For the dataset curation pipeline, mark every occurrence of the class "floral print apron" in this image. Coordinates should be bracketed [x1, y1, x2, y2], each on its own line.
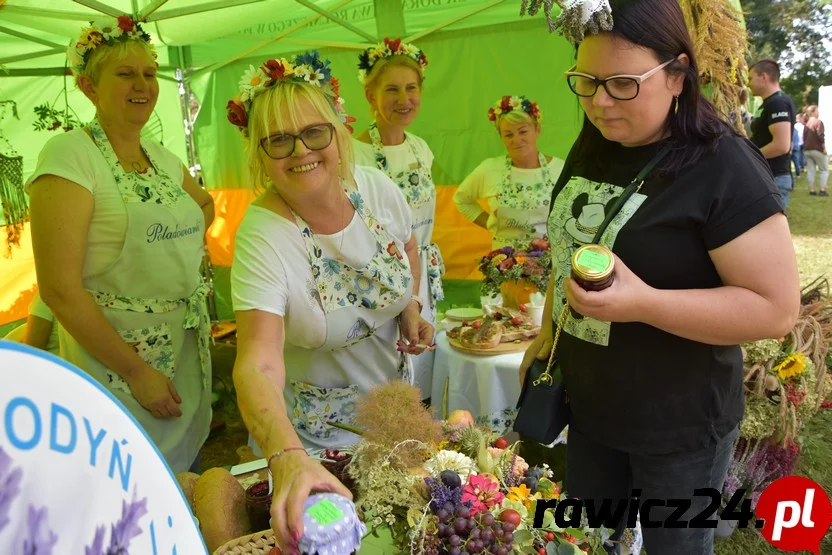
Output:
[493, 152, 554, 247]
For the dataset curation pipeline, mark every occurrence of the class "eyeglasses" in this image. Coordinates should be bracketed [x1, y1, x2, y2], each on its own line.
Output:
[564, 58, 676, 101]
[259, 123, 335, 160]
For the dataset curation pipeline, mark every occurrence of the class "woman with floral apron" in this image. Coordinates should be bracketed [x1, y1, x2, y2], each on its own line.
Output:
[227, 52, 434, 552]
[27, 20, 214, 474]
[354, 38, 443, 400]
[455, 96, 564, 250]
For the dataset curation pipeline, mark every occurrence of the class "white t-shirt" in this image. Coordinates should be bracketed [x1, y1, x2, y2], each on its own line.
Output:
[231, 165, 412, 352]
[25, 129, 184, 278]
[454, 154, 564, 236]
[795, 122, 805, 147]
[352, 134, 435, 176]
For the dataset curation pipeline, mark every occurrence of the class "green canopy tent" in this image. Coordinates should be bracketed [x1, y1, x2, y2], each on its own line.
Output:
[0, 0, 583, 329]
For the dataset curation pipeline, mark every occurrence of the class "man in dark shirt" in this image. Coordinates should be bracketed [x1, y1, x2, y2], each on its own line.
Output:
[749, 59, 797, 206]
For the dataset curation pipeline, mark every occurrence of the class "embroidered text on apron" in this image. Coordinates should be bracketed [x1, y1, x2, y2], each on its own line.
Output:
[493, 152, 554, 248]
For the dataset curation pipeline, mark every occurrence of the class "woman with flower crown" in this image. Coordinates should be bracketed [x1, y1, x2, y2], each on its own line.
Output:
[352, 38, 443, 402]
[454, 96, 565, 250]
[26, 16, 215, 473]
[227, 51, 435, 550]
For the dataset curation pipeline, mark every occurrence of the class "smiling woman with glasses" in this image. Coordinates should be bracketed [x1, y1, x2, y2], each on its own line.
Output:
[519, 1, 799, 554]
[226, 52, 435, 553]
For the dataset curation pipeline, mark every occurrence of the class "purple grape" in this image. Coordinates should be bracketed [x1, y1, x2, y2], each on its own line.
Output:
[454, 518, 468, 534]
[494, 528, 504, 539]
[469, 528, 481, 540]
[481, 529, 494, 544]
[496, 548, 508, 555]
[467, 517, 477, 531]
[481, 513, 495, 527]
[449, 535, 462, 547]
[441, 469, 462, 489]
[438, 523, 449, 537]
[503, 532, 513, 543]
[437, 508, 450, 522]
[455, 506, 470, 518]
[449, 548, 461, 555]
[502, 522, 515, 534]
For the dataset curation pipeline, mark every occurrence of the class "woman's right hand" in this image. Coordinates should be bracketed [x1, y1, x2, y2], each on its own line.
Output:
[519, 330, 553, 387]
[126, 365, 182, 419]
[269, 451, 353, 554]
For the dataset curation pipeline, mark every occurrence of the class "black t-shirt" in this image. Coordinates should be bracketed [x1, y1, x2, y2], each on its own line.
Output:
[547, 134, 783, 455]
[750, 91, 796, 176]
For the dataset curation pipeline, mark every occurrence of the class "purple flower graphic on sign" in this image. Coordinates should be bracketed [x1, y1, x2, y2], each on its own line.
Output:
[0, 447, 23, 534]
[23, 505, 58, 554]
[85, 492, 148, 555]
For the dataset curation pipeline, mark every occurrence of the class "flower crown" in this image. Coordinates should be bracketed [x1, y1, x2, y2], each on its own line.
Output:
[357, 37, 427, 85]
[487, 96, 542, 123]
[67, 16, 155, 74]
[226, 51, 355, 137]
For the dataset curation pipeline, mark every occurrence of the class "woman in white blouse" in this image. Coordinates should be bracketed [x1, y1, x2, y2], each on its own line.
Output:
[227, 52, 434, 553]
[454, 96, 564, 249]
[352, 38, 442, 401]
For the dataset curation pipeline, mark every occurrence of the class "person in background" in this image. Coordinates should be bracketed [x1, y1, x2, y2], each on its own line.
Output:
[803, 105, 828, 196]
[454, 96, 564, 249]
[748, 59, 796, 206]
[791, 116, 803, 178]
[227, 52, 434, 554]
[27, 16, 214, 474]
[352, 38, 442, 402]
[24, 291, 60, 356]
[520, 0, 799, 553]
[794, 112, 806, 174]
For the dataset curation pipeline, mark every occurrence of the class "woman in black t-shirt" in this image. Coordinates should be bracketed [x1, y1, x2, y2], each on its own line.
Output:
[518, 1, 799, 554]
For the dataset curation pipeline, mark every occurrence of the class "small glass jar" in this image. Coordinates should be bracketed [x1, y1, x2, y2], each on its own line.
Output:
[245, 480, 272, 533]
[571, 244, 615, 291]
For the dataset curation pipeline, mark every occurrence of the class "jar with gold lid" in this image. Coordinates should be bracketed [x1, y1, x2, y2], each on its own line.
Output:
[571, 244, 615, 291]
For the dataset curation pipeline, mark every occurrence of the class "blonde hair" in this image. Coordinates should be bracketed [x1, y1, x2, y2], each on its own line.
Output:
[75, 40, 156, 87]
[496, 110, 539, 133]
[246, 81, 355, 194]
[363, 56, 424, 115]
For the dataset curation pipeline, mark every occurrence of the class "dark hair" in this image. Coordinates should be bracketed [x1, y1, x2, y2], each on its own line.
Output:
[572, 0, 736, 175]
[750, 59, 780, 82]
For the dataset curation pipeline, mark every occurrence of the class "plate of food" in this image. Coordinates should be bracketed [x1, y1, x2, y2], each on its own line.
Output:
[446, 307, 540, 355]
[445, 307, 484, 321]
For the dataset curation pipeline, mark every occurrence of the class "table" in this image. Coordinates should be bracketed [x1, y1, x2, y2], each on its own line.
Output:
[430, 331, 524, 435]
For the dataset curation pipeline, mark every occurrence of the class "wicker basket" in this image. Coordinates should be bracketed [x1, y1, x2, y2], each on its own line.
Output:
[213, 528, 276, 554]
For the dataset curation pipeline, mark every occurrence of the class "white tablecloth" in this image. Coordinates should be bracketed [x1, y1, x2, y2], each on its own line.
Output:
[430, 331, 524, 434]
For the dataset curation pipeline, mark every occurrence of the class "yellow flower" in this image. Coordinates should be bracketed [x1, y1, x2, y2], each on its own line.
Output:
[436, 440, 449, 451]
[79, 28, 104, 48]
[507, 484, 533, 509]
[774, 352, 807, 381]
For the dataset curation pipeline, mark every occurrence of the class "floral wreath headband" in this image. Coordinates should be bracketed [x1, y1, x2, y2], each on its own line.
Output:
[520, 0, 614, 44]
[226, 51, 355, 137]
[357, 37, 428, 85]
[67, 16, 156, 74]
[488, 96, 542, 124]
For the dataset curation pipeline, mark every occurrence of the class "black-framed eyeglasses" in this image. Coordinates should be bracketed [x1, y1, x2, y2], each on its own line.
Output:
[259, 123, 335, 160]
[564, 58, 676, 101]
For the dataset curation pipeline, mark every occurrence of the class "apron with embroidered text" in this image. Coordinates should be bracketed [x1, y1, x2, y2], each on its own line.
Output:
[369, 123, 442, 397]
[57, 118, 212, 473]
[283, 188, 414, 450]
[492, 152, 554, 249]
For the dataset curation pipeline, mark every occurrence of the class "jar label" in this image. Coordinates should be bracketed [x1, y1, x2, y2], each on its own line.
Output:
[308, 498, 345, 526]
[576, 249, 610, 273]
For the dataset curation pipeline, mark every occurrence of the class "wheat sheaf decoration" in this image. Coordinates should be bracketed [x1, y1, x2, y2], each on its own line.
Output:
[678, 0, 749, 134]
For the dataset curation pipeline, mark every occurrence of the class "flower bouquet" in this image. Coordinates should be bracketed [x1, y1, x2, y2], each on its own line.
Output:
[330, 382, 618, 554]
[478, 238, 551, 305]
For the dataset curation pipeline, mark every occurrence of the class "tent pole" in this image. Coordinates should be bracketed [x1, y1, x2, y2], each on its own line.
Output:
[0, 48, 65, 66]
[186, 0, 355, 80]
[146, 0, 268, 22]
[405, 0, 506, 43]
[131, 0, 139, 18]
[0, 5, 93, 21]
[0, 26, 65, 49]
[374, 0, 405, 40]
[71, 0, 124, 18]
[294, 0, 375, 42]
[138, 0, 170, 21]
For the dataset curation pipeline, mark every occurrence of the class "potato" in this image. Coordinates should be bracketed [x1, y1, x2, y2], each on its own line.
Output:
[194, 468, 252, 552]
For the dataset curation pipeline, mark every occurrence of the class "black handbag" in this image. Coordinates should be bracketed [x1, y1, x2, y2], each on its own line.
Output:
[513, 145, 671, 444]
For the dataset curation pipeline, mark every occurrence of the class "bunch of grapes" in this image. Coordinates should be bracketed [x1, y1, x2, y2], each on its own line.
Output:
[433, 504, 515, 555]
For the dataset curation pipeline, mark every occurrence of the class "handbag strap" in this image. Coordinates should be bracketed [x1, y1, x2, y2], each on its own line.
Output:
[532, 145, 670, 387]
[591, 144, 670, 244]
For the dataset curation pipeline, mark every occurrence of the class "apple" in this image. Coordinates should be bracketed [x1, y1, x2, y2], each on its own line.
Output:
[500, 509, 522, 528]
[447, 409, 475, 427]
[494, 436, 509, 449]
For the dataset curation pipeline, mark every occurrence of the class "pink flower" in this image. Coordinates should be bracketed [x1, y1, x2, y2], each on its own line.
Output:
[461, 474, 504, 514]
[512, 454, 529, 478]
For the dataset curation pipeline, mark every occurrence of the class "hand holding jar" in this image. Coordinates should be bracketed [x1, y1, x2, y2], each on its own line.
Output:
[564, 249, 654, 323]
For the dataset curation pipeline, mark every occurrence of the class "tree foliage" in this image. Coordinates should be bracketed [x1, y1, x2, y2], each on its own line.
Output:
[743, 0, 832, 107]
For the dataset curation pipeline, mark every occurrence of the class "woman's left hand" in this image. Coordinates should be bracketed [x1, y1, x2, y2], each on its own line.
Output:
[398, 302, 436, 355]
[564, 254, 654, 323]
